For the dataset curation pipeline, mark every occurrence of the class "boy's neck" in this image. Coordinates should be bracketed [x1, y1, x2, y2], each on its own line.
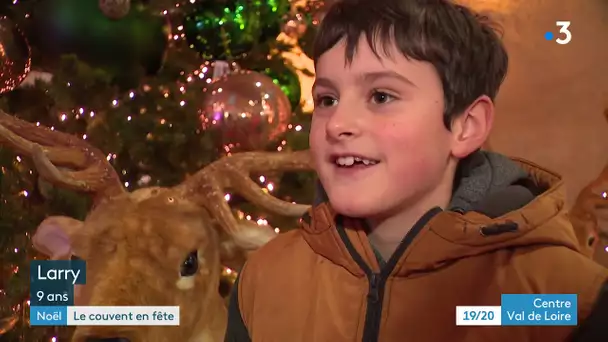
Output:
[366, 174, 455, 261]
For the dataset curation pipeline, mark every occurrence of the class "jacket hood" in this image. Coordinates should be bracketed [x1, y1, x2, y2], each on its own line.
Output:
[302, 151, 581, 276]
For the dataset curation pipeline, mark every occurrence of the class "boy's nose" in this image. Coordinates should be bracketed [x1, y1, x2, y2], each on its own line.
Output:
[325, 108, 362, 141]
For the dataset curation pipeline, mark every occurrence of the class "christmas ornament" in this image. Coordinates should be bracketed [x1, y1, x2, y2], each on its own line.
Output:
[283, 12, 307, 39]
[184, 0, 291, 59]
[0, 16, 31, 94]
[30, 0, 168, 75]
[200, 70, 292, 152]
[99, 0, 131, 19]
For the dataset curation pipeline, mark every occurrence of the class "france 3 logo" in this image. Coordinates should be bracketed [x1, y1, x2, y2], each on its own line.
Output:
[544, 21, 572, 45]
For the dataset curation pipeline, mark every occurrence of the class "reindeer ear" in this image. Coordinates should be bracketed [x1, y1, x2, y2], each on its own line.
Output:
[33, 216, 84, 260]
[218, 221, 276, 271]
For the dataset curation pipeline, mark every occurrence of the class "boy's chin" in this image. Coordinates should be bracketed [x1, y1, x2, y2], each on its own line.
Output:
[328, 196, 384, 219]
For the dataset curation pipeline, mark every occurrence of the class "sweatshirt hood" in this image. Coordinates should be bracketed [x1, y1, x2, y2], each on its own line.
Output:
[302, 151, 581, 276]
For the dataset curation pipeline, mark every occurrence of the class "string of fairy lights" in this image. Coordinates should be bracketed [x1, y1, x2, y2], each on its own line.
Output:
[1, 0, 313, 340]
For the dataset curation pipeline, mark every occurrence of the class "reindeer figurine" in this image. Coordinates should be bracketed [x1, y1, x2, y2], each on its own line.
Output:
[0, 111, 313, 342]
[568, 109, 608, 259]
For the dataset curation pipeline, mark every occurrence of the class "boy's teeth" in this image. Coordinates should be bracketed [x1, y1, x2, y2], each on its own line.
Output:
[336, 156, 355, 166]
[335, 156, 378, 166]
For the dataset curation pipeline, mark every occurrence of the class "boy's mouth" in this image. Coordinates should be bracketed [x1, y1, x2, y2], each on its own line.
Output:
[331, 154, 380, 168]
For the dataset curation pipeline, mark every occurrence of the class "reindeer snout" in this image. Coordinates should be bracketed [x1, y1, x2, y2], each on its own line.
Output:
[85, 338, 130, 342]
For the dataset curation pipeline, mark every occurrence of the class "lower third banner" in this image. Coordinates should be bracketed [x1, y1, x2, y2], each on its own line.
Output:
[30, 306, 180, 326]
[456, 294, 577, 326]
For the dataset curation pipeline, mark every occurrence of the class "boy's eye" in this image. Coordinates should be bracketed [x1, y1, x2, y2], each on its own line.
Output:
[314, 96, 338, 108]
[370, 91, 395, 105]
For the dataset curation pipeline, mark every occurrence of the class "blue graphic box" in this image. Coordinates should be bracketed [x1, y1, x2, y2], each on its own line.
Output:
[29, 306, 68, 326]
[30, 260, 86, 306]
[501, 294, 577, 326]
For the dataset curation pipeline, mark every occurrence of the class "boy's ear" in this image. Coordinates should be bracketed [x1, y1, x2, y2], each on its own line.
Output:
[33, 216, 84, 260]
[218, 221, 277, 271]
[449, 95, 495, 158]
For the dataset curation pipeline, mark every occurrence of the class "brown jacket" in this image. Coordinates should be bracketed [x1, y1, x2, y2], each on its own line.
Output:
[225, 154, 608, 342]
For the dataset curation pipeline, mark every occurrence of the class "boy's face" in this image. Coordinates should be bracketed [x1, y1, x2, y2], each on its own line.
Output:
[310, 36, 455, 220]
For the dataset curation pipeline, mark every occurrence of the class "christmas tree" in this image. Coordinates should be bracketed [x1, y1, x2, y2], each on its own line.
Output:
[0, 0, 328, 339]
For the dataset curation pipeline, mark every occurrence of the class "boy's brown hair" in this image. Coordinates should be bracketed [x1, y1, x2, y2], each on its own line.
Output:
[313, 0, 509, 128]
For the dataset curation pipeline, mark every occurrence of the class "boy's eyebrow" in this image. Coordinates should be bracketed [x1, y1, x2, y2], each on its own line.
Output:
[356, 71, 418, 88]
[312, 71, 418, 93]
[312, 77, 337, 94]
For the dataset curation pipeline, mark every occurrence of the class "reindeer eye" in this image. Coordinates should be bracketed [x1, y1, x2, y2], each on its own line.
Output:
[180, 251, 198, 277]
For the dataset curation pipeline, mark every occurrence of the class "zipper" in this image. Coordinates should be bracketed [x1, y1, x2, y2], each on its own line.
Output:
[364, 272, 382, 342]
[336, 207, 442, 342]
[368, 273, 380, 303]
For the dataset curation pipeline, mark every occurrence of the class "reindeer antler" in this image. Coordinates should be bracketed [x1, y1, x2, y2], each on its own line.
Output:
[0, 110, 125, 202]
[0, 110, 313, 235]
[175, 150, 313, 235]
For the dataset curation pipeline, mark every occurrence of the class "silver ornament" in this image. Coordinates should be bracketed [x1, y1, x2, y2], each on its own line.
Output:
[99, 0, 131, 20]
[199, 70, 292, 152]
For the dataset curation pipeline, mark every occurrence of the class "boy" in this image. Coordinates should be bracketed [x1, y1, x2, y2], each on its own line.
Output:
[225, 0, 608, 341]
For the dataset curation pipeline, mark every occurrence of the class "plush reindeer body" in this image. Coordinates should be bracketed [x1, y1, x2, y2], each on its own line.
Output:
[567, 110, 608, 259]
[0, 111, 313, 342]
